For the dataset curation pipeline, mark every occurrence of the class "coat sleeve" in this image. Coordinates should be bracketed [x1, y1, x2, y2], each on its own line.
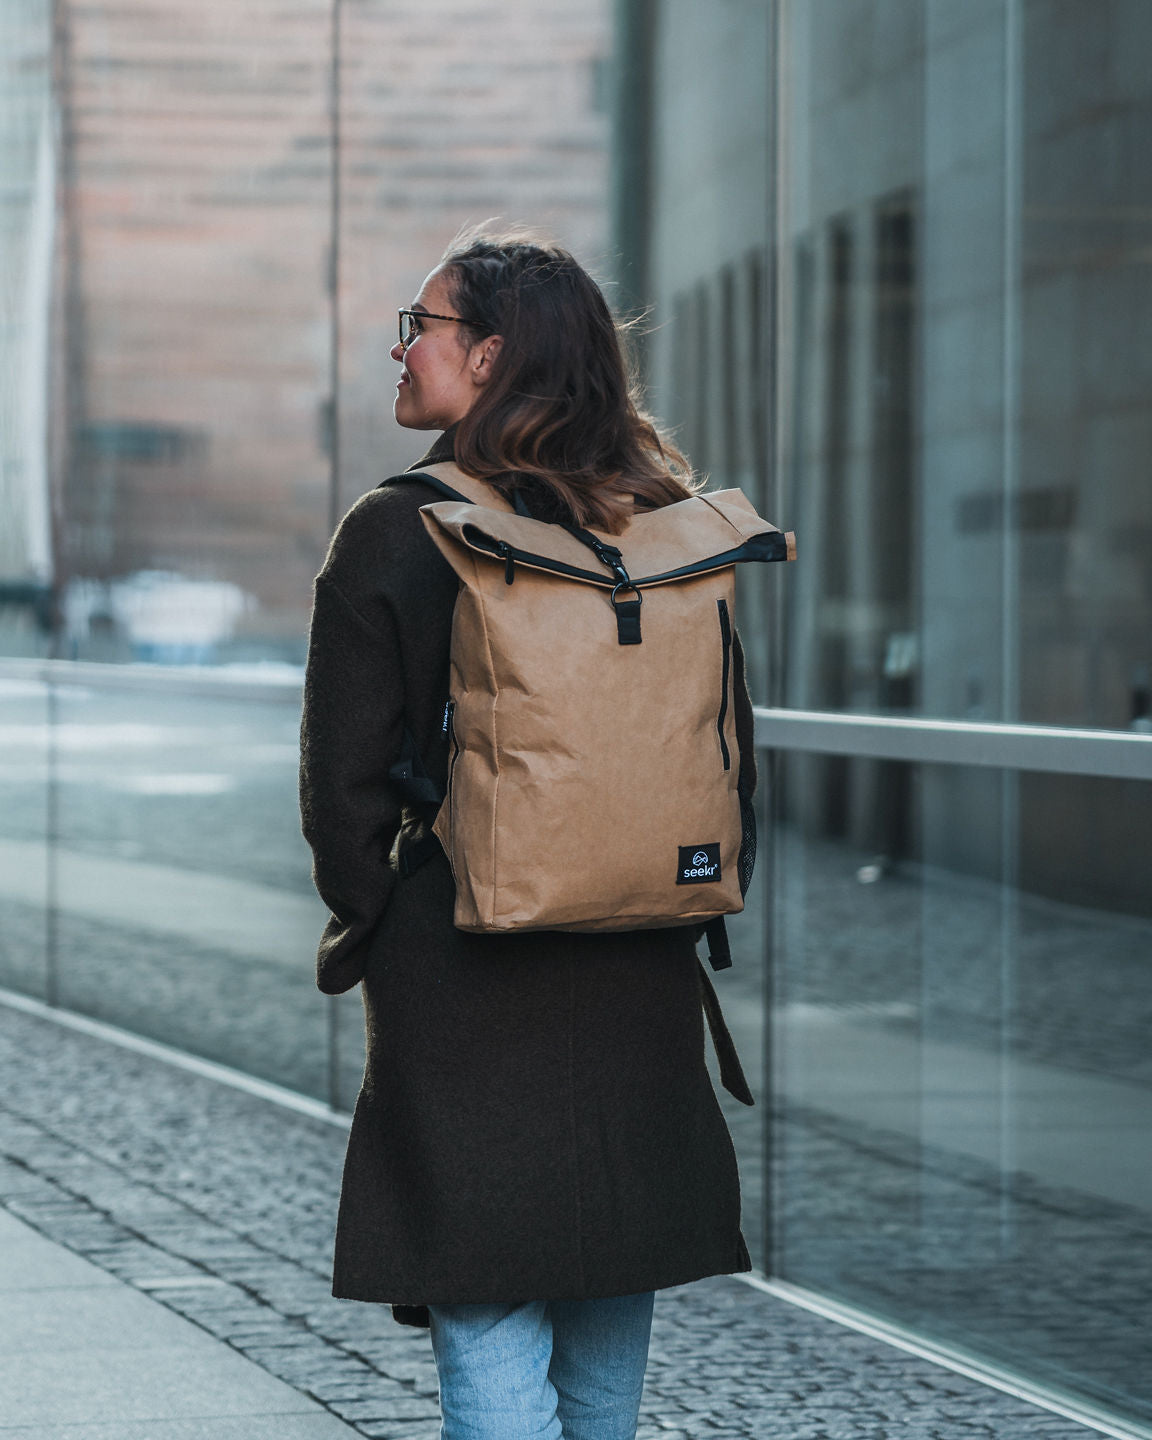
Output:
[299, 519, 406, 996]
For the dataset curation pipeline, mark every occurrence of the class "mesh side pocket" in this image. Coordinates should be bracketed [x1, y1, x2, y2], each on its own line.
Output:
[737, 781, 757, 897]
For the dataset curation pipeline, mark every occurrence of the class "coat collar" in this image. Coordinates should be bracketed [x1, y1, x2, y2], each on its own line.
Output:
[408, 426, 457, 470]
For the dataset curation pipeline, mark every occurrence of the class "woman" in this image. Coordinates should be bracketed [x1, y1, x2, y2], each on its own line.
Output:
[300, 228, 756, 1440]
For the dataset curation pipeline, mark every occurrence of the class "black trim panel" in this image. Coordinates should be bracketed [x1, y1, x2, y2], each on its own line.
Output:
[457, 526, 790, 589]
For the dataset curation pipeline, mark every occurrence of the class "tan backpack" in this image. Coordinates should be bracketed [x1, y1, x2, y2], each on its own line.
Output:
[393, 462, 795, 970]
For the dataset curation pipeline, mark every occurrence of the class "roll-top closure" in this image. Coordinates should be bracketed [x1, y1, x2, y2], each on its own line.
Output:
[420, 488, 795, 591]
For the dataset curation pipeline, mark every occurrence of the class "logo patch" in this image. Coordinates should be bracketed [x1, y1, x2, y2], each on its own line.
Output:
[677, 843, 722, 885]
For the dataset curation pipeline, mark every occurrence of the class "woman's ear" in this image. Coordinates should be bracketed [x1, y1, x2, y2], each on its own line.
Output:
[470, 334, 503, 387]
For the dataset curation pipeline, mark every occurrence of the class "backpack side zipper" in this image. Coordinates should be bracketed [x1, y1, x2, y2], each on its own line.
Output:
[445, 700, 460, 797]
[464, 526, 607, 585]
[716, 599, 732, 771]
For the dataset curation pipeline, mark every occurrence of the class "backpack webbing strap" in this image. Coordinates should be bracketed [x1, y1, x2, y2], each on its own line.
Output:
[398, 831, 442, 878]
[389, 726, 445, 878]
[560, 525, 645, 646]
[382, 471, 472, 503]
[387, 725, 443, 808]
[384, 470, 533, 516]
[698, 960, 754, 1106]
[703, 916, 732, 971]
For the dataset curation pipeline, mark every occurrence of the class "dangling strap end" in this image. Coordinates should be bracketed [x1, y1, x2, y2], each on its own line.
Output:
[704, 916, 732, 971]
[697, 958, 754, 1106]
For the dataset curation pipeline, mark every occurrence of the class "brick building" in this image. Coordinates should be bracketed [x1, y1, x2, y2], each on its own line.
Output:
[40, 0, 610, 659]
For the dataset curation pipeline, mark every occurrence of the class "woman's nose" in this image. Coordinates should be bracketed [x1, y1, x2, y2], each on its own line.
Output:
[389, 340, 405, 362]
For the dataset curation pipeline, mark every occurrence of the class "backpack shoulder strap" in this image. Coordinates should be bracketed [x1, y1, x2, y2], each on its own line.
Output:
[382, 461, 517, 513]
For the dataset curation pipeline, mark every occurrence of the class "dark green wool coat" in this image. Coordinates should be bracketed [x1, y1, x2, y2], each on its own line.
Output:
[299, 432, 755, 1326]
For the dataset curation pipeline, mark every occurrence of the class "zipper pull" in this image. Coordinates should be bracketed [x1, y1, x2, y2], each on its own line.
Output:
[496, 541, 516, 585]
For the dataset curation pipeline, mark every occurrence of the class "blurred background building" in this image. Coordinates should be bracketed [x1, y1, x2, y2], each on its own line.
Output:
[1, 1, 1151, 1435]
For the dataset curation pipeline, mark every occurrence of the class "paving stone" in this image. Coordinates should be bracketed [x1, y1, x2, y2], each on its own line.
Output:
[332, 1398, 441, 1422]
[354, 1426, 439, 1440]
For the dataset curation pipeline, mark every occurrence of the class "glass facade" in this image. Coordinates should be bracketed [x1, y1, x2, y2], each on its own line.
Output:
[622, 0, 1152, 1428]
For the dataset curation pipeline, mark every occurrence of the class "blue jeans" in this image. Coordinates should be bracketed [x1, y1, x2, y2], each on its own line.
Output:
[427, 1292, 655, 1440]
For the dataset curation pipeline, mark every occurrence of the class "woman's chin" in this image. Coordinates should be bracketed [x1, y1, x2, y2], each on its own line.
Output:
[394, 396, 444, 432]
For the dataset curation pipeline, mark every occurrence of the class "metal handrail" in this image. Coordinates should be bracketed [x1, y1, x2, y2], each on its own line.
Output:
[755, 707, 1152, 781]
[0, 656, 303, 702]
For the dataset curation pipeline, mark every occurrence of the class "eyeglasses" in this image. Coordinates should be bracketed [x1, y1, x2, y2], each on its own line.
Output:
[397, 308, 473, 351]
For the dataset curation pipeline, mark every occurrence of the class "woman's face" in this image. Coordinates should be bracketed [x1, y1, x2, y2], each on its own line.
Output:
[390, 268, 499, 431]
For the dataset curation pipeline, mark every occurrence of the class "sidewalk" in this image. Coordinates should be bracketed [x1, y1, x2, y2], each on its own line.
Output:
[0, 995, 1100, 1440]
[0, 1208, 356, 1437]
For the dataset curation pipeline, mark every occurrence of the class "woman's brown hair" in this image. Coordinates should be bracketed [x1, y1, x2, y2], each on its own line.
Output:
[440, 227, 699, 534]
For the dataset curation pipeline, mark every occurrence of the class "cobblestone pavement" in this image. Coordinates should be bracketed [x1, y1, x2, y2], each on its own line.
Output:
[0, 1000, 1099, 1440]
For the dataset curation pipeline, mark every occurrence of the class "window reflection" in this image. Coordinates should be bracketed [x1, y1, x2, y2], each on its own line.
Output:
[0, 0, 616, 1108]
[50, 0, 335, 665]
[776, 0, 1152, 731]
[774, 754, 1152, 1419]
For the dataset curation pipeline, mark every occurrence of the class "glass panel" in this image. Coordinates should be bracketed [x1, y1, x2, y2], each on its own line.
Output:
[778, 1, 1004, 721]
[0, 671, 51, 999]
[773, 752, 1152, 1425]
[1016, 0, 1152, 729]
[51, 676, 331, 1097]
[634, 0, 774, 702]
[54, 2, 334, 664]
[0, 2, 54, 661]
[630, 0, 775, 1231]
[776, 0, 1152, 727]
